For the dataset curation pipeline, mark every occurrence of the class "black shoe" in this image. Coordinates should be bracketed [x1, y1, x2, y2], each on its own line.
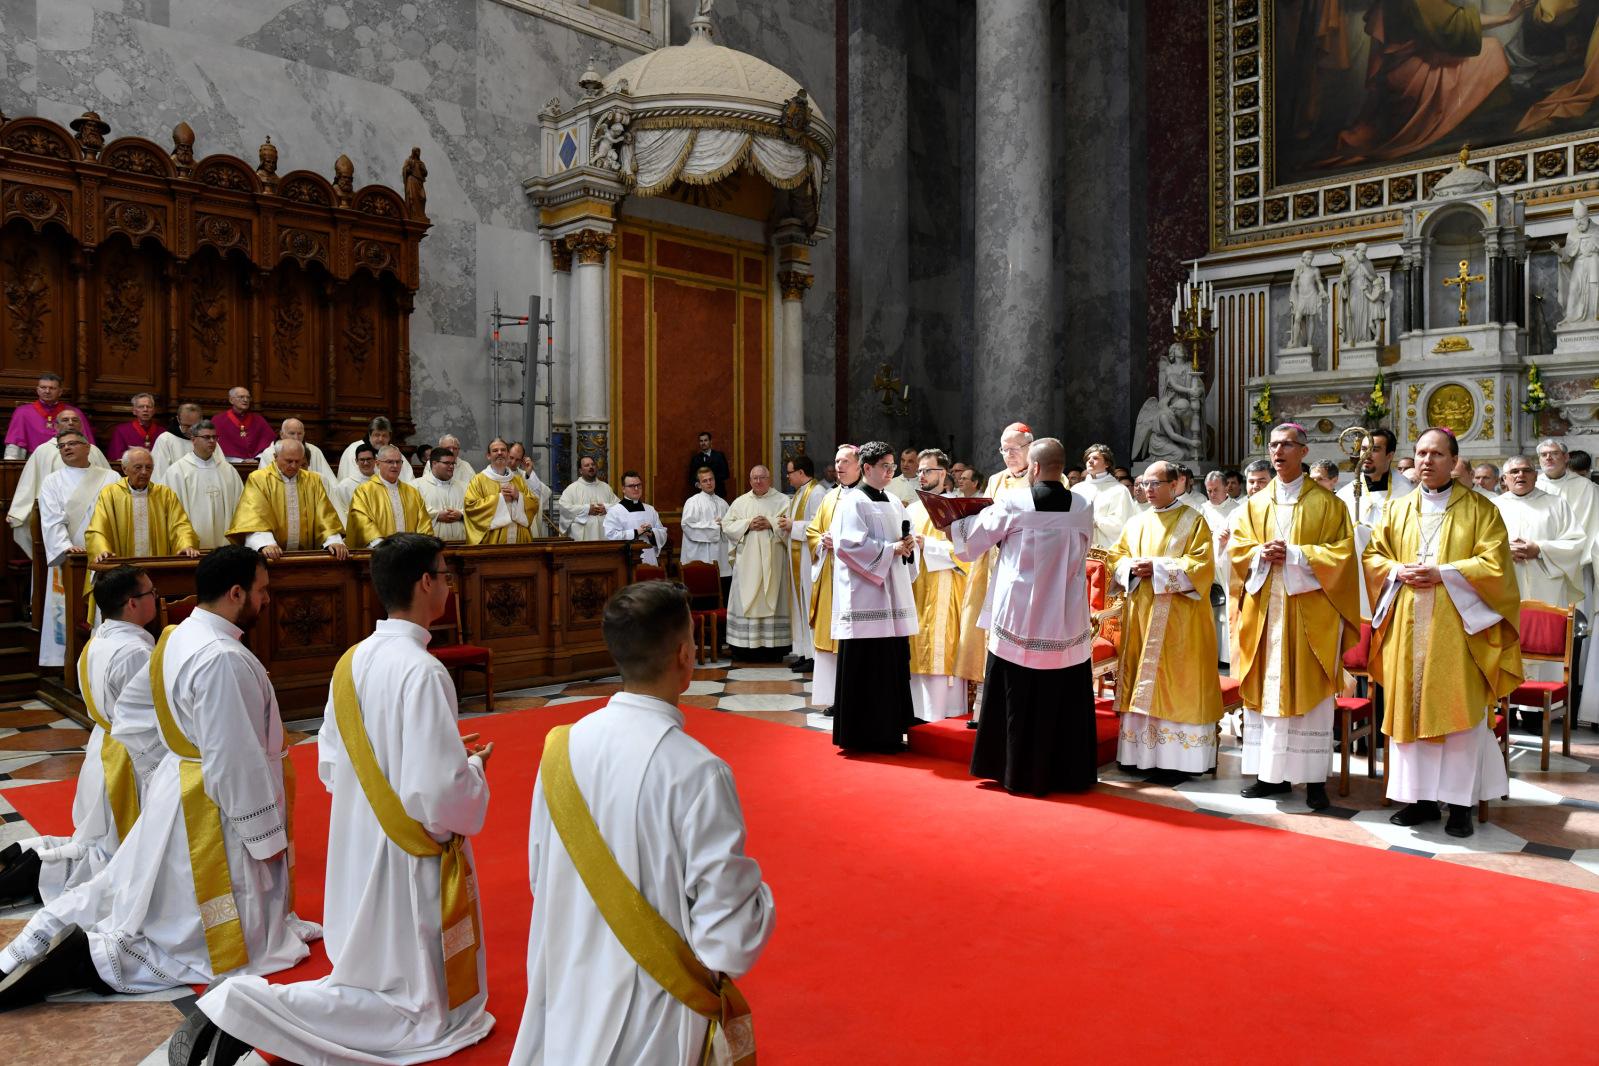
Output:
[822, 707, 835, 718]
[1389, 800, 1441, 827]
[1445, 804, 1475, 838]
[791, 658, 813, 673]
[1240, 779, 1292, 798]
[169, 1009, 219, 1066]
[0, 848, 42, 906]
[0, 842, 20, 871]
[1305, 783, 1330, 811]
[966, 719, 979, 730]
[0, 925, 110, 1012]
[1147, 769, 1193, 786]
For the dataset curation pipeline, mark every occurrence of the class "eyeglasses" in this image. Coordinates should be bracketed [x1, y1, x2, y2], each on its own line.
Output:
[1136, 478, 1172, 489]
[128, 588, 157, 601]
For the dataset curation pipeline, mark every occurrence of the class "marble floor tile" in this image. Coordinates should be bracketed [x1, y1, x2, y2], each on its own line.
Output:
[1347, 809, 1528, 856]
[1484, 803, 1599, 851]
[724, 668, 798, 682]
[721, 680, 806, 695]
[1231, 810, 1391, 849]
[683, 680, 725, 695]
[1438, 850, 1599, 892]
[9, 753, 84, 780]
[553, 681, 623, 697]
[0, 708, 68, 727]
[0, 728, 88, 750]
[717, 693, 808, 713]
[724, 710, 814, 727]
[679, 694, 724, 710]
[8, 1000, 184, 1064]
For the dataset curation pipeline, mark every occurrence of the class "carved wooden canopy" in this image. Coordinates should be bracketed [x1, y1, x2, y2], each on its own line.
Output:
[0, 108, 430, 444]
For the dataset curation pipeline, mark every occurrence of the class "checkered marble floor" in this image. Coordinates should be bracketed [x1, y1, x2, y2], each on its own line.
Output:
[3, 666, 1599, 1061]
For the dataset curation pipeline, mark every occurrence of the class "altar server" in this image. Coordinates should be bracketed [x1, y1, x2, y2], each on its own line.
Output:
[1230, 423, 1360, 811]
[150, 402, 203, 477]
[557, 456, 619, 541]
[1071, 443, 1138, 549]
[255, 418, 336, 483]
[906, 450, 969, 722]
[830, 442, 920, 753]
[175, 534, 493, 1066]
[156, 420, 243, 550]
[463, 438, 541, 545]
[511, 581, 774, 1066]
[1538, 437, 1599, 726]
[436, 435, 476, 482]
[1366, 429, 1522, 838]
[0, 547, 320, 1008]
[1337, 427, 1416, 619]
[37, 430, 119, 667]
[949, 438, 1096, 793]
[331, 443, 378, 523]
[779, 455, 825, 672]
[722, 466, 791, 658]
[681, 468, 730, 575]
[1107, 462, 1222, 780]
[6, 409, 109, 560]
[603, 470, 668, 566]
[4, 373, 92, 457]
[337, 416, 415, 484]
[418, 447, 468, 543]
[0, 567, 155, 905]
[804, 446, 860, 710]
[85, 448, 201, 563]
[346, 445, 435, 548]
[227, 440, 348, 560]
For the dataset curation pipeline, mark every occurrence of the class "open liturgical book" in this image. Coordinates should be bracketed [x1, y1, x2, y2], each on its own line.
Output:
[916, 489, 991, 529]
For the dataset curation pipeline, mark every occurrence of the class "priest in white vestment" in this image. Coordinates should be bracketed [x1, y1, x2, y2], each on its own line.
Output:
[37, 430, 119, 667]
[337, 416, 415, 484]
[0, 567, 155, 906]
[255, 417, 336, 483]
[149, 402, 202, 478]
[1537, 438, 1599, 725]
[6, 409, 108, 560]
[886, 447, 921, 506]
[182, 534, 492, 1066]
[778, 455, 825, 669]
[0, 547, 320, 1006]
[417, 447, 468, 543]
[680, 469, 730, 576]
[603, 470, 669, 566]
[1070, 444, 1138, 549]
[155, 420, 244, 550]
[511, 582, 773, 1066]
[436, 434, 476, 483]
[722, 467, 791, 656]
[331, 443, 378, 524]
[557, 456, 619, 541]
[1497, 456, 1587, 710]
[1336, 429, 1416, 621]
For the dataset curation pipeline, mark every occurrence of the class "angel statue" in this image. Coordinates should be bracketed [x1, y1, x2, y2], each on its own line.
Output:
[1132, 343, 1207, 462]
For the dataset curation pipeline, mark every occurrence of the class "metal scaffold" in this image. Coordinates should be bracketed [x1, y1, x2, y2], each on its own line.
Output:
[488, 291, 556, 485]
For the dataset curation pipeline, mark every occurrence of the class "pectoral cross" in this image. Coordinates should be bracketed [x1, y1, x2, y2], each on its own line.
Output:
[1441, 258, 1484, 327]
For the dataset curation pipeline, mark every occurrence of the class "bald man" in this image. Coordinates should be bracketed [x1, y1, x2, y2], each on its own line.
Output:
[556, 456, 618, 541]
[723, 465, 792, 660]
[227, 439, 347, 560]
[256, 418, 336, 483]
[84, 447, 200, 563]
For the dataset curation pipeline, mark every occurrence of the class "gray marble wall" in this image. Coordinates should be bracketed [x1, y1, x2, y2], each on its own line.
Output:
[0, 0, 837, 460]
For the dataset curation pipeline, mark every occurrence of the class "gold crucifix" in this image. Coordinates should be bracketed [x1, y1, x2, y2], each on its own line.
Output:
[1441, 258, 1485, 327]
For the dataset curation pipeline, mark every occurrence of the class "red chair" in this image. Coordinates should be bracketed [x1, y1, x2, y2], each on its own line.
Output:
[429, 587, 494, 714]
[680, 561, 726, 664]
[636, 564, 666, 583]
[1500, 599, 1577, 772]
[160, 595, 199, 627]
[1334, 695, 1376, 796]
[1087, 549, 1123, 695]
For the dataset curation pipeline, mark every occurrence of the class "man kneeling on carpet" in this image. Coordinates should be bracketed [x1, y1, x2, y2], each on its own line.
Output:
[510, 581, 775, 1065]
[171, 532, 495, 1065]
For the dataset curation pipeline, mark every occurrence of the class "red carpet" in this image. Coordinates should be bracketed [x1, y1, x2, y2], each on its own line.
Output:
[907, 697, 1121, 766]
[8, 703, 1599, 1063]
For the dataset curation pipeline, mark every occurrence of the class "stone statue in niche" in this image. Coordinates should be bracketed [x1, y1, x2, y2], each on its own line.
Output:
[402, 146, 428, 220]
[591, 110, 630, 170]
[1558, 200, 1599, 324]
[1337, 243, 1379, 343]
[1132, 343, 1206, 462]
[1368, 274, 1390, 343]
[1286, 250, 1326, 348]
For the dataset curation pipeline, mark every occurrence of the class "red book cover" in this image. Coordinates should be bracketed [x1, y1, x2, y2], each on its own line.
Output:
[916, 489, 991, 529]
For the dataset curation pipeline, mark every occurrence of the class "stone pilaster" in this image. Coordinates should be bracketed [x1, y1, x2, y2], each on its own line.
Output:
[548, 238, 574, 491]
[777, 222, 814, 463]
[564, 226, 616, 480]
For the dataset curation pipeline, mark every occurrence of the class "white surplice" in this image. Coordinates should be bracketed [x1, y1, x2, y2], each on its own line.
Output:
[510, 693, 774, 1066]
[338, 441, 415, 483]
[909, 500, 966, 721]
[1493, 488, 1585, 609]
[831, 487, 918, 640]
[1337, 472, 1417, 619]
[784, 480, 826, 658]
[156, 452, 243, 550]
[886, 473, 919, 506]
[15, 620, 153, 902]
[150, 429, 193, 479]
[198, 621, 492, 1065]
[557, 478, 619, 541]
[37, 464, 119, 666]
[1071, 472, 1138, 549]
[6, 440, 109, 559]
[680, 491, 730, 576]
[417, 471, 468, 543]
[722, 489, 791, 649]
[1539, 470, 1599, 723]
[0, 608, 320, 988]
[603, 501, 669, 566]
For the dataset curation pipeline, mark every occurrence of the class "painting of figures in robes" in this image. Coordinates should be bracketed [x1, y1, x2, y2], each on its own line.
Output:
[1274, 0, 1599, 184]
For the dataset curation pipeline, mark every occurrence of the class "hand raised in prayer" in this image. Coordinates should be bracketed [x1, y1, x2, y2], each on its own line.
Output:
[92, 550, 113, 564]
[588, 502, 607, 516]
[1397, 564, 1441, 588]
[1131, 559, 1154, 579]
[892, 535, 916, 558]
[1217, 530, 1231, 549]
[1261, 539, 1289, 565]
[260, 544, 284, 561]
[749, 515, 771, 532]
[177, 547, 200, 559]
[1510, 538, 1540, 561]
[326, 541, 349, 562]
[500, 483, 518, 501]
[821, 532, 834, 553]
[440, 508, 463, 522]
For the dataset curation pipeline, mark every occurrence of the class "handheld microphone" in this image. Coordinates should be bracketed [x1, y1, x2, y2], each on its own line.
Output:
[902, 519, 914, 566]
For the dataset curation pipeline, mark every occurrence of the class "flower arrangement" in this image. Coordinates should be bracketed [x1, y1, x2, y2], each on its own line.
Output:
[1362, 370, 1389, 426]
[1250, 385, 1273, 448]
[1522, 363, 1550, 435]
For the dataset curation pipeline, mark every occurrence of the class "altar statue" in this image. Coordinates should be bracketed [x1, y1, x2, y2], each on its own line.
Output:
[1133, 344, 1206, 462]
[1559, 201, 1599, 325]
[1287, 251, 1327, 348]
[1337, 243, 1379, 344]
[1367, 274, 1390, 344]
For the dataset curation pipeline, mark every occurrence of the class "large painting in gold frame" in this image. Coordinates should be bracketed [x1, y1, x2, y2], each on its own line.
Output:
[1212, 0, 1599, 250]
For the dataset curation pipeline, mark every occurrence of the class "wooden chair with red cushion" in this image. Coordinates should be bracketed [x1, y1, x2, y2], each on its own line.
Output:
[429, 586, 494, 714]
[160, 595, 199, 628]
[635, 563, 666, 583]
[680, 561, 726, 664]
[1334, 695, 1376, 797]
[1086, 549, 1123, 696]
[1499, 599, 1576, 772]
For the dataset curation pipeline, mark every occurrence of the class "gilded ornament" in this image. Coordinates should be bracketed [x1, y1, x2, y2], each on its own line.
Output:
[1478, 377, 1496, 439]
[1425, 384, 1476, 437]
[1431, 335, 1471, 353]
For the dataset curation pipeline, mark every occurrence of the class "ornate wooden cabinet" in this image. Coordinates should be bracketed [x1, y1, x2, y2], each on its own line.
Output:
[0, 109, 429, 445]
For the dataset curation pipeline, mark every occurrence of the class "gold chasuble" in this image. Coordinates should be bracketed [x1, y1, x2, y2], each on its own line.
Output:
[1364, 483, 1523, 744]
[1229, 479, 1359, 717]
[908, 500, 967, 677]
[805, 485, 847, 654]
[226, 468, 344, 548]
[345, 478, 435, 548]
[85, 480, 199, 558]
[462, 471, 540, 545]
[787, 478, 822, 607]
[1106, 505, 1222, 726]
[953, 471, 1030, 681]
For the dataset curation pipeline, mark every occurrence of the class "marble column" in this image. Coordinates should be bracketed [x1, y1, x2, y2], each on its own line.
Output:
[778, 268, 814, 466]
[548, 240, 573, 492]
[565, 227, 616, 482]
[974, 0, 1051, 452]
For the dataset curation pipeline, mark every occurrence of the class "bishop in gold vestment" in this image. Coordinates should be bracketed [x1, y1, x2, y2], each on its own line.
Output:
[1107, 466, 1222, 776]
[227, 442, 346, 558]
[85, 449, 200, 562]
[1229, 424, 1359, 808]
[1365, 432, 1521, 837]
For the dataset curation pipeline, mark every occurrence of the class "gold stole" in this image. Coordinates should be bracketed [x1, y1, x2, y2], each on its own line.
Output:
[541, 725, 755, 1066]
[150, 626, 251, 974]
[332, 647, 482, 1009]
[1123, 507, 1202, 717]
[77, 638, 140, 841]
[787, 480, 819, 609]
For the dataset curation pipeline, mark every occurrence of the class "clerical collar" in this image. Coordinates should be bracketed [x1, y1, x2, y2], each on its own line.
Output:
[1272, 473, 1305, 503]
[127, 484, 148, 496]
[375, 617, 430, 645]
[191, 453, 216, 467]
[621, 498, 645, 512]
[1363, 471, 1390, 492]
[1154, 499, 1184, 512]
[860, 483, 889, 502]
[483, 466, 514, 483]
[275, 469, 298, 483]
[1421, 483, 1453, 500]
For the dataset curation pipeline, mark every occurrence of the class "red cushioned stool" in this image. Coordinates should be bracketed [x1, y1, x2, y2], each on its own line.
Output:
[1334, 695, 1376, 797]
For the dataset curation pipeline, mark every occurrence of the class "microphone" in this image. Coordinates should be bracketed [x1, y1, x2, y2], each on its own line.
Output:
[902, 519, 914, 566]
